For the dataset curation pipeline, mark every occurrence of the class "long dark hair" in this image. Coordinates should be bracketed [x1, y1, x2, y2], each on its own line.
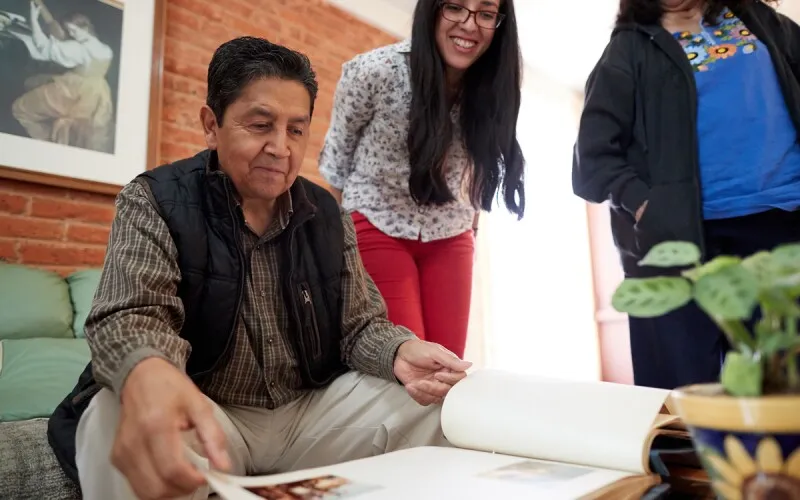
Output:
[617, 0, 778, 25]
[407, 0, 525, 219]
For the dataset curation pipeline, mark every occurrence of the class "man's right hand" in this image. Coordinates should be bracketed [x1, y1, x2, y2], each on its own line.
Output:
[111, 357, 231, 500]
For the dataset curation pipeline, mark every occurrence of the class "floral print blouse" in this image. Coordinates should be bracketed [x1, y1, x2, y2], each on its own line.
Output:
[673, 7, 759, 72]
[671, 7, 800, 220]
[318, 39, 477, 243]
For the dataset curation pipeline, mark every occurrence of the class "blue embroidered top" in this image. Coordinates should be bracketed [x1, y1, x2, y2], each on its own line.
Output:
[674, 8, 800, 220]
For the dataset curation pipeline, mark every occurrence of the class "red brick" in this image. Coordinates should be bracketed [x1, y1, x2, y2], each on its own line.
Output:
[166, 38, 213, 67]
[163, 102, 201, 130]
[0, 178, 68, 198]
[19, 242, 107, 266]
[166, 20, 203, 49]
[161, 142, 199, 164]
[163, 55, 207, 84]
[273, 8, 311, 29]
[30, 198, 116, 225]
[170, 0, 223, 22]
[202, 23, 237, 48]
[68, 190, 117, 204]
[0, 239, 17, 261]
[245, 10, 282, 33]
[163, 72, 207, 99]
[0, 192, 28, 214]
[162, 123, 206, 148]
[0, 215, 65, 240]
[225, 17, 264, 37]
[285, 25, 303, 42]
[67, 223, 111, 245]
[224, 0, 257, 19]
[166, 3, 203, 31]
[40, 266, 82, 277]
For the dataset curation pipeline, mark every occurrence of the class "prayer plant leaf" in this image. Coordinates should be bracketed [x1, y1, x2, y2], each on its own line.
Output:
[694, 265, 759, 321]
[638, 242, 702, 268]
[741, 251, 781, 286]
[772, 244, 800, 273]
[682, 255, 741, 282]
[611, 277, 692, 318]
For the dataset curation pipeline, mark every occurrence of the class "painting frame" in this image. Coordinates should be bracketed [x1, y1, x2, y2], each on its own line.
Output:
[0, 0, 166, 195]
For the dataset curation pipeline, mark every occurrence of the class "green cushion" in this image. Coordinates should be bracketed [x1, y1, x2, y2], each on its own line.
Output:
[67, 269, 102, 339]
[0, 264, 73, 340]
[0, 338, 90, 421]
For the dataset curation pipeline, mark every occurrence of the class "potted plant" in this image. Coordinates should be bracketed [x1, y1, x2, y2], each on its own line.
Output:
[612, 241, 800, 499]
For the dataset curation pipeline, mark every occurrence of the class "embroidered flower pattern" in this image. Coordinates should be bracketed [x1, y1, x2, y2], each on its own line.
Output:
[732, 27, 756, 41]
[674, 8, 758, 72]
[711, 44, 737, 59]
[687, 46, 709, 65]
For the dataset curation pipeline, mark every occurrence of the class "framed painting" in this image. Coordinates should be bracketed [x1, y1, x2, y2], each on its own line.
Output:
[0, 0, 165, 195]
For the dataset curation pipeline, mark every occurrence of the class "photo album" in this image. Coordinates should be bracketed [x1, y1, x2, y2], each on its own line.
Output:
[189, 369, 703, 499]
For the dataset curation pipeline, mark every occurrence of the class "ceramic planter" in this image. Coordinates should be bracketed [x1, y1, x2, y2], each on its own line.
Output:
[671, 383, 800, 500]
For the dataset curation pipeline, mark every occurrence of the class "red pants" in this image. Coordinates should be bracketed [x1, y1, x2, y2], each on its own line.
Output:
[351, 212, 474, 357]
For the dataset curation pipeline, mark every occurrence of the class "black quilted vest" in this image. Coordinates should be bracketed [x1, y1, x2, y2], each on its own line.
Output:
[47, 149, 347, 485]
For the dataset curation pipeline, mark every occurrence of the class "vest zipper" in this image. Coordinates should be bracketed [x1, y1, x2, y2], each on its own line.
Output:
[299, 282, 322, 360]
[285, 210, 326, 386]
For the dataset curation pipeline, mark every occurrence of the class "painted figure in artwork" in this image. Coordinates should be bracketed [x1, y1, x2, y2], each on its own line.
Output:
[1, 0, 115, 153]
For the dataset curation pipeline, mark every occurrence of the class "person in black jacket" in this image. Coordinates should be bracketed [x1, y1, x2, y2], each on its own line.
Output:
[572, 0, 800, 390]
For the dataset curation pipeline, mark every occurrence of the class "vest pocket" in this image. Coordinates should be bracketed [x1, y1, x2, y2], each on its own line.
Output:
[298, 282, 323, 360]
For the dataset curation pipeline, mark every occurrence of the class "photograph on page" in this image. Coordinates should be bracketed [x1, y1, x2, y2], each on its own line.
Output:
[243, 474, 380, 499]
[478, 459, 593, 486]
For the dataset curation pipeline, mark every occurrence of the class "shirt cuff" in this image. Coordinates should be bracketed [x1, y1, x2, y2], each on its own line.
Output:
[110, 347, 185, 396]
[377, 331, 417, 383]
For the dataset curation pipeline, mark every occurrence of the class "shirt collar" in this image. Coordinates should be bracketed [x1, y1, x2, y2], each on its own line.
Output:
[277, 190, 293, 229]
[394, 38, 412, 54]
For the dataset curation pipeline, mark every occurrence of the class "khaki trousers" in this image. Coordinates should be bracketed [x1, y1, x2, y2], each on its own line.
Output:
[75, 371, 449, 499]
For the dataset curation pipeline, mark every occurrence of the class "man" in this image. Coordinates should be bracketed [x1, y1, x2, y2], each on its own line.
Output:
[47, 36, 471, 500]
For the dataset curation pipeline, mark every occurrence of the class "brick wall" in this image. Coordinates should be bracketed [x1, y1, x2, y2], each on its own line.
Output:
[0, 0, 397, 275]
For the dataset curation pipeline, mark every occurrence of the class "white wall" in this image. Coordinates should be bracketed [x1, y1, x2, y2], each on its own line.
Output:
[480, 70, 600, 381]
[327, 0, 413, 39]
[515, 0, 619, 91]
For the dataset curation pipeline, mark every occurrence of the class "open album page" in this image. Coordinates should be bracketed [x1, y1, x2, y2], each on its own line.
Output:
[202, 446, 638, 500]
[440, 369, 672, 474]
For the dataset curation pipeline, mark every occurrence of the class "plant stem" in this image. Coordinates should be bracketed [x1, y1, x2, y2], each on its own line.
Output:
[719, 319, 755, 351]
[788, 316, 799, 390]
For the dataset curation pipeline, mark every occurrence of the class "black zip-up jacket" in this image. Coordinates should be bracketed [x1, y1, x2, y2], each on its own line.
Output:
[572, 1, 800, 277]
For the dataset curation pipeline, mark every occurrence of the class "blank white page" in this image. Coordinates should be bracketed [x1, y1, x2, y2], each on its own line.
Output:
[440, 369, 672, 474]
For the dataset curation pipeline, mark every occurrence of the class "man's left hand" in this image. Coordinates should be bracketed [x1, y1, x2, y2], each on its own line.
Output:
[393, 339, 472, 406]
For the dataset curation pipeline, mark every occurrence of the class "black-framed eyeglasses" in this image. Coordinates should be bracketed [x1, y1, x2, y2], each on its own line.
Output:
[439, 1, 505, 30]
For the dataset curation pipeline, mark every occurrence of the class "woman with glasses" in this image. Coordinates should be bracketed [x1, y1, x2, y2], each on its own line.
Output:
[572, 0, 800, 390]
[319, 0, 524, 357]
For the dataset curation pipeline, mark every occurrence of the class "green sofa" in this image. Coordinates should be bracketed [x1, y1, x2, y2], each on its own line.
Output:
[0, 262, 101, 499]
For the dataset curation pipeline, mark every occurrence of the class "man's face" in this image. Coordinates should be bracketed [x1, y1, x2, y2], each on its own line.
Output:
[201, 78, 311, 203]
